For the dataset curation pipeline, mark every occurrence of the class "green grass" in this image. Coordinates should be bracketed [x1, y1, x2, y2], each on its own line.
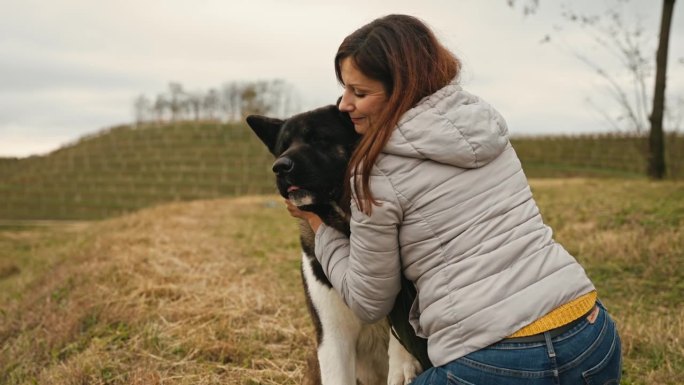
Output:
[0, 179, 682, 384]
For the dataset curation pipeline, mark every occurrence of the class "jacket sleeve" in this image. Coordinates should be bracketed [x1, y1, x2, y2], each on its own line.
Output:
[314, 171, 402, 323]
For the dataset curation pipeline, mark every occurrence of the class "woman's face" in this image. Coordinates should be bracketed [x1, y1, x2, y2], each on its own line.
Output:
[338, 58, 388, 135]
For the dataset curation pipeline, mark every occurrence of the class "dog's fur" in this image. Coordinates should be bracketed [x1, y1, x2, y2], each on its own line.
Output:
[247, 105, 422, 385]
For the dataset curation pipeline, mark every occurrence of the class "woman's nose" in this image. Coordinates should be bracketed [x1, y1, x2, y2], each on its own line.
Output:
[338, 91, 354, 112]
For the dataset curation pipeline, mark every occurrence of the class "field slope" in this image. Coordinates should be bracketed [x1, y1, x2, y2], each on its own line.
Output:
[1, 123, 682, 221]
[0, 179, 683, 384]
[0, 122, 275, 220]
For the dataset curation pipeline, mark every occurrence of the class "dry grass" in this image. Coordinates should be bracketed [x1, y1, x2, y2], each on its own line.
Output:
[0, 178, 682, 384]
[530, 178, 684, 384]
[1, 196, 310, 384]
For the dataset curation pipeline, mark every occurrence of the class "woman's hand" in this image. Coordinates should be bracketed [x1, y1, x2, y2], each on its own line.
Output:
[284, 200, 323, 233]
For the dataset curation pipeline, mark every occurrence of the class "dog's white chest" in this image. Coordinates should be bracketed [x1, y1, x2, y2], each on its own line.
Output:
[301, 252, 420, 385]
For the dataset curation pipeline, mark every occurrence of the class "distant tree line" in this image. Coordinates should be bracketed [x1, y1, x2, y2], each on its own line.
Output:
[133, 79, 301, 125]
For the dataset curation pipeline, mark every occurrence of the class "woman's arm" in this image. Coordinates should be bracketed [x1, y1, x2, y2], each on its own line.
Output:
[313, 172, 403, 323]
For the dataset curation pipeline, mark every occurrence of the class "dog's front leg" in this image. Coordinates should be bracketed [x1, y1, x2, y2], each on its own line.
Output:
[387, 331, 423, 385]
[317, 328, 360, 385]
[302, 252, 362, 385]
[314, 290, 363, 385]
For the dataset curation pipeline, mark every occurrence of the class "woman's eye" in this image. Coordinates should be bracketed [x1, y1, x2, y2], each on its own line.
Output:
[354, 92, 366, 98]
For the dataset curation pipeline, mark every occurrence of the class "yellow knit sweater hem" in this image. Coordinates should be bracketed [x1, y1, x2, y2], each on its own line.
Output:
[508, 291, 598, 338]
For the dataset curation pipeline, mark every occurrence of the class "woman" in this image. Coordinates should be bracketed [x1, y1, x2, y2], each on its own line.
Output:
[287, 14, 622, 385]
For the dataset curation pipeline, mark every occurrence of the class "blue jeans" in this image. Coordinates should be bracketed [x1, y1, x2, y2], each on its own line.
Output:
[411, 301, 622, 385]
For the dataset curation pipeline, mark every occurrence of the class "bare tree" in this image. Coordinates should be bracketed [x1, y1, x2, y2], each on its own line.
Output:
[135, 79, 301, 124]
[240, 83, 270, 119]
[261, 79, 301, 118]
[168, 82, 187, 122]
[279, 85, 301, 118]
[510, 0, 679, 179]
[221, 82, 241, 122]
[133, 94, 151, 126]
[153, 94, 168, 124]
[648, 0, 676, 178]
[203, 88, 220, 121]
[559, 4, 653, 134]
[186, 91, 203, 121]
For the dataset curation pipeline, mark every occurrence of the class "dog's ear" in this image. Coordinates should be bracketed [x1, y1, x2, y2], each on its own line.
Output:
[246, 115, 284, 155]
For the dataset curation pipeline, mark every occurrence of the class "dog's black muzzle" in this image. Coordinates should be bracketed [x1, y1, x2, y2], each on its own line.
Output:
[272, 156, 294, 175]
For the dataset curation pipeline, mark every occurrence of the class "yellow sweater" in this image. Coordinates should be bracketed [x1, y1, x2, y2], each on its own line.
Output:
[509, 291, 598, 337]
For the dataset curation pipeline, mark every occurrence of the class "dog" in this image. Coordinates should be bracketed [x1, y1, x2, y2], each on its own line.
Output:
[247, 105, 423, 385]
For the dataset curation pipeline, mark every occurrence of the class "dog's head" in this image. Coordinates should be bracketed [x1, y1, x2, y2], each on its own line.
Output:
[247, 105, 359, 211]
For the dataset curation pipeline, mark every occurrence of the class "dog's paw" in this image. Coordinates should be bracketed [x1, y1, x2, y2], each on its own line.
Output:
[387, 333, 423, 385]
[387, 358, 422, 385]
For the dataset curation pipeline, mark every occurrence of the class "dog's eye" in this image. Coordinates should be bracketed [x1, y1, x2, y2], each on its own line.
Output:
[304, 133, 322, 145]
[310, 137, 338, 150]
[310, 136, 327, 145]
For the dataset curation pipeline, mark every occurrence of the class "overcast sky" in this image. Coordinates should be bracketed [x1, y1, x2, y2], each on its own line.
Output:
[1, 0, 683, 157]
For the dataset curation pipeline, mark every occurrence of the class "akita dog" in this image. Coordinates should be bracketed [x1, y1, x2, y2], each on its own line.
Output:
[247, 105, 423, 385]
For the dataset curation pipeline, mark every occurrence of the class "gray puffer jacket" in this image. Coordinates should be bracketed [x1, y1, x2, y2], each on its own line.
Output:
[314, 82, 595, 366]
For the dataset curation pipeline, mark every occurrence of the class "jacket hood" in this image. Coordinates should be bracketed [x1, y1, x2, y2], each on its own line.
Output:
[383, 82, 509, 168]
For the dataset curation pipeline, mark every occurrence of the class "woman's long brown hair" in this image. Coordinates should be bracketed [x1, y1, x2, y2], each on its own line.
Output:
[335, 14, 461, 214]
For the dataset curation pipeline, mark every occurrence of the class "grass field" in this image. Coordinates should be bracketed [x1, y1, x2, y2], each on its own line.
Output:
[0, 178, 682, 384]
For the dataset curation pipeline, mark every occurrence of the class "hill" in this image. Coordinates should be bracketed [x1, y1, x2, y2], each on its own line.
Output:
[1, 179, 682, 384]
[0, 122, 682, 220]
[0, 122, 275, 220]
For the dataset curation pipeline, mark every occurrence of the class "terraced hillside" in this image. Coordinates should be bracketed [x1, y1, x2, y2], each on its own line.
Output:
[512, 132, 684, 179]
[1, 123, 682, 220]
[0, 122, 274, 220]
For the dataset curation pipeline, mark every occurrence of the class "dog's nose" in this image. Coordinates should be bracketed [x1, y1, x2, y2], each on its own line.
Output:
[272, 157, 294, 174]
